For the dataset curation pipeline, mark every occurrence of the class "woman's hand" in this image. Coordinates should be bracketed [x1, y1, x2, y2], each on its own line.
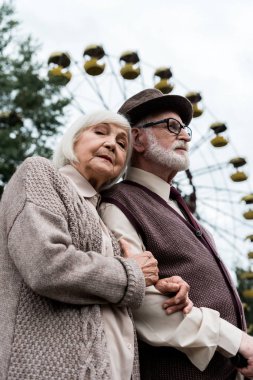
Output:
[119, 239, 159, 286]
[155, 276, 193, 315]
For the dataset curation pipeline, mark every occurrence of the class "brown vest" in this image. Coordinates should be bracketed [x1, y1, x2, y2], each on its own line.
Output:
[102, 180, 246, 380]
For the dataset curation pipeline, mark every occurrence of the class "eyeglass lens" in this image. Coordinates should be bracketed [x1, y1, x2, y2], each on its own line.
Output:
[167, 119, 191, 138]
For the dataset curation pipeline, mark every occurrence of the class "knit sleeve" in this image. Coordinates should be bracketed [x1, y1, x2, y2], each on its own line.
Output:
[7, 202, 144, 306]
[4, 158, 145, 307]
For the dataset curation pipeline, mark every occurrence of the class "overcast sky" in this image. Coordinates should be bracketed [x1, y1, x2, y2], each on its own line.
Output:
[9, 0, 253, 269]
[14, 0, 253, 158]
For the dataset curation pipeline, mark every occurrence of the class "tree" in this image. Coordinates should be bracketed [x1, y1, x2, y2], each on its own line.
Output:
[0, 1, 71, 196]
[236, 267, 253, 336]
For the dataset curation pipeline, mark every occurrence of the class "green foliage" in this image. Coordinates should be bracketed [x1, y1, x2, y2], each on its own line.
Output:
[236, 267, 253, 335]
[0, 1, 71, 196]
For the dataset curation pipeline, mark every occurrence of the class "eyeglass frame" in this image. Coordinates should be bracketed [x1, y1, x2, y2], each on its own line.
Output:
[137, 117, 192, 139]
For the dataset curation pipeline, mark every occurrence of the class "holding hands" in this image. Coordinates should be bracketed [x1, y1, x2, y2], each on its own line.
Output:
[155, 276, 193, 315]
[119, 239, 253, 378]
[120, 239, 159, 286]
[120, 239, 193, 314]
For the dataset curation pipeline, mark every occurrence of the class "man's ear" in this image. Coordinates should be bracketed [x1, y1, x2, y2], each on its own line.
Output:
[131, 128, 146, 152]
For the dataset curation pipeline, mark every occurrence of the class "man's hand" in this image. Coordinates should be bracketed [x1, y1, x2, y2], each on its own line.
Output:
[237, 356, 253, 378]
[239, 332, 253, 358]
[155, 276, 193, 315]
[120, 238, 159, 286]
[237, 332, 253, 378]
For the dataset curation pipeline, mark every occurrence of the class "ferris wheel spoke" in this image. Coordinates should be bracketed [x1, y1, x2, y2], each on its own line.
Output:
[195, 185, 249, 195]
[91, 77, 110, 109]
[198, 194, 237, 241]
[199, 217, 243, 242]
[190, 131, 213, 154]
[139, 61, 147, 90]
[197, 197, 243, 204]
[199, 218, 245, 257]
[198, 199, 252, 228]
[105, 54, 127, 100]
[64, 88, 86, 114]
[73, 59, 109, 109]
[190, 162, 228, 177]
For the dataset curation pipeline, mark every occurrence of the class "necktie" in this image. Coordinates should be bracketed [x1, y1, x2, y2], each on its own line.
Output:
[170, 186, 202, 237]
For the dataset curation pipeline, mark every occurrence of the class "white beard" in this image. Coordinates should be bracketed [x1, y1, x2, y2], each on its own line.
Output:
[144, 130, 190, 172]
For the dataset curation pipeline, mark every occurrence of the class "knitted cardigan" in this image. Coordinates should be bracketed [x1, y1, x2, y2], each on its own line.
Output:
[102, 180, 245, 380]
[0, 157, 145, 380]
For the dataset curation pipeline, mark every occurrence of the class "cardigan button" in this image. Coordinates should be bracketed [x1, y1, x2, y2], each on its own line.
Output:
[195, 230, 202, 237]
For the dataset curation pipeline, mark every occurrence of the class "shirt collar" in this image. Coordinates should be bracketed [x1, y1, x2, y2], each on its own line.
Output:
[59, 165, 98, 201]
[125, 167, 171, 202]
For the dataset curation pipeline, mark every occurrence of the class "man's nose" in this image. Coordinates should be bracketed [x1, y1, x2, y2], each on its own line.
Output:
[179, 128, 191, 142]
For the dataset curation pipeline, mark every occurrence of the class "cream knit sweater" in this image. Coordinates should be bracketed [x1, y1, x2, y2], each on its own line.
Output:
[0, 157, 145, 380]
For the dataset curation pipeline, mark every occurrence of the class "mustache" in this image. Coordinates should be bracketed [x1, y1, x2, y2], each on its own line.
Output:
[172, 142, 189, 151]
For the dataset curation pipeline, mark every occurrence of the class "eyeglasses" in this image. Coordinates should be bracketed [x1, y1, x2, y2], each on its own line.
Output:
[139, 118, 192, 140]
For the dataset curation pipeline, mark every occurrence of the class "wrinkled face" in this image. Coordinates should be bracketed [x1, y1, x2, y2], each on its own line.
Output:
[73, 123, 128, 190]
[142, 111, 190, 172]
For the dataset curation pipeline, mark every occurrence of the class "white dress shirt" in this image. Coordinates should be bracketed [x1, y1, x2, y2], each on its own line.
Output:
[99, 166, 243, 372]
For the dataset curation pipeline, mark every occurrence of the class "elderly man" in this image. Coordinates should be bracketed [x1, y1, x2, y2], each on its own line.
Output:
[100, 89, 253, 379]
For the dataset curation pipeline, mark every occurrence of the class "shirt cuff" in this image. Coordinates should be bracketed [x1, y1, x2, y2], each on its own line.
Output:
[217, 318, 242, 358]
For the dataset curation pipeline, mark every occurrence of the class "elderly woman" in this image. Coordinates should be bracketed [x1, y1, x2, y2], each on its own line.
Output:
[0, 110, 161, 380]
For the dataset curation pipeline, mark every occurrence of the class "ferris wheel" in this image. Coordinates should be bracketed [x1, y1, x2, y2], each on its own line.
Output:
[46, 45, 253, 288]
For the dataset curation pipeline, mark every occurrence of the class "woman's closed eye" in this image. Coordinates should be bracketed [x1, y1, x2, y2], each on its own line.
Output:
[94, 128, 107, 135]
[117, 140, 127, 149]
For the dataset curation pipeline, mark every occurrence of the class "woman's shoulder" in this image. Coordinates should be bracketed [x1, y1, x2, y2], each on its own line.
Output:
[23, 156, 71, 195]
[3, 156, 70, 210]
[17, 156, 65, 185]
[2, 156, 53, 191]
[20, 156, 56, 173]
[0, 157, 61, 224]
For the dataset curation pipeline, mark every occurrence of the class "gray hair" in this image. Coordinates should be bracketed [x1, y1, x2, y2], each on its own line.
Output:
[53, 110, 132, 188]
